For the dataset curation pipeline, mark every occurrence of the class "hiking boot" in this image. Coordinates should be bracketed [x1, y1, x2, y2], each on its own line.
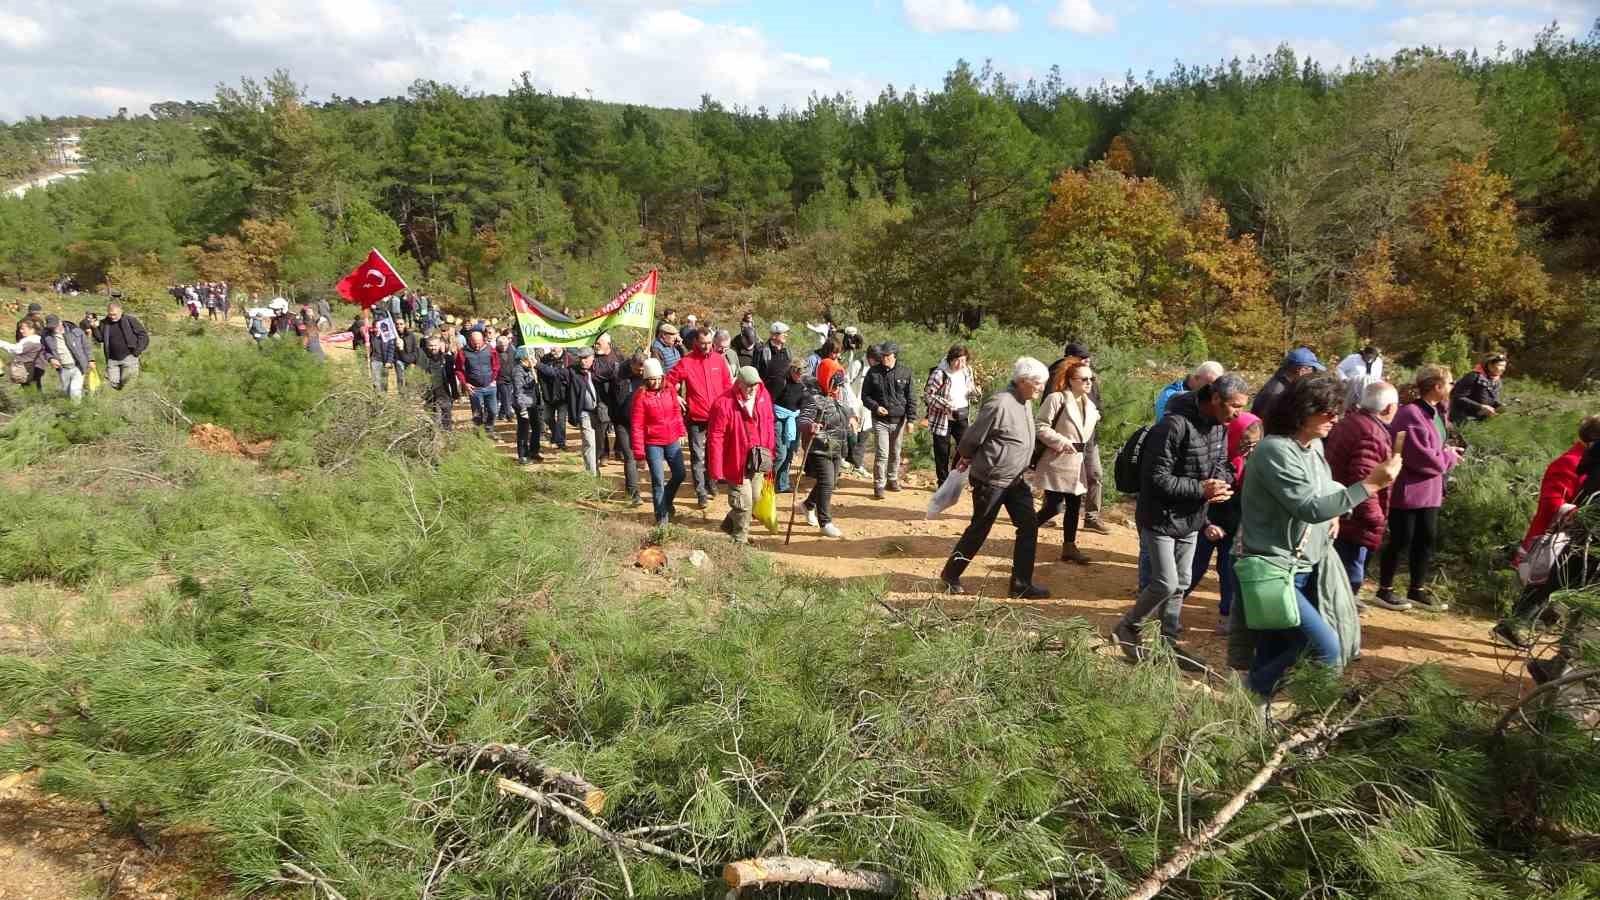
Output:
[1491, 622, 1533, 651]
[1059, 542, 1091, 565]
[697, 494, 709, 510]
[874, 487, 886, 500]
[1111, 622, 1142, 662]
[805, 504, 819, 528]
[1409, 591, 1449, 612]
[529, 454, 546, 463]
[1527, 656, 1568, 686]
[822, 523, 843, 539]
[887, 481, 902, 492]
[1371, 589, 1413, 611]
[1082, 518, 1111, 535]
[1008, 582, 1050, 600]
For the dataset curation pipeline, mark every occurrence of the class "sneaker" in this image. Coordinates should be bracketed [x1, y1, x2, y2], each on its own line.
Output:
[822, 523, 843, 538]
[1371, 589, 1413, 611]
[1082, 518, 1112, 535]
[805, 505, 819, 528]
[1059, 542, 1091, 565]
[1409, 591, 1449, 612]
[1491, 622, 1532, 651]
[874, 487, 886, 500]
[628, 495, 643, 508]
[1111, 622, 1142, 662]
[1008, 582, 1050, 600]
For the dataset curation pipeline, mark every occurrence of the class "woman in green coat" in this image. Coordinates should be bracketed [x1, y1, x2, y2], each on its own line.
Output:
[1233, 375, 1400, 696]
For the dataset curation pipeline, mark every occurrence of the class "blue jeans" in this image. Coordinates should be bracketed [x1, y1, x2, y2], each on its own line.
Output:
[645, 443, 687, 523]
[1246, 567, 1341, 697]
[1334, 539, 1367, 595]
[1137, 538, 1151, 592]
[775, 439, 797, 492]
[1189, 531, 1236, 616]
[469, 385, 498, 429]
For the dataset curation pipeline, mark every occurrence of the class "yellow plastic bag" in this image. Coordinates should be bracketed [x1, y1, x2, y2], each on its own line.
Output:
[85, 367, 102, 393]
[753, 473, 779, 533]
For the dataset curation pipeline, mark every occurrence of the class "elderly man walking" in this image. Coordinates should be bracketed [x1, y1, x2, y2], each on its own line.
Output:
[668, 327, 735, 508]
[938, 358, 1051, 600]
[93, 302, 149, 390]
[1113, 373, 1251, 668]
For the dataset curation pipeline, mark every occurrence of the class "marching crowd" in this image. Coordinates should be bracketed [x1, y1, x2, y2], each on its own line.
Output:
[5, 293, 1596, 702]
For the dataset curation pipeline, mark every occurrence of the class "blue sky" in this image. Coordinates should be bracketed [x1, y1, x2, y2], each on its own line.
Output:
[1, 0, 1594, 120]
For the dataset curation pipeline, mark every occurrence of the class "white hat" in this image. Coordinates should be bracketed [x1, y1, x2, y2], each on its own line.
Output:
[806, 322, 831, 337]
[269, 297, 289, 312]
[643, 358, 663, 379]
[770, 321, 790, 335]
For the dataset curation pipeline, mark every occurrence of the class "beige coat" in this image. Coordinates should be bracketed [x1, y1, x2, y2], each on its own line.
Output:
[1033, 390, 1100, 495]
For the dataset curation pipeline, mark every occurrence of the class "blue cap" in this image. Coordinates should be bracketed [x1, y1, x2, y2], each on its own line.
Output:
[516, 347, 531, 360]
[1284, 348, 1325, 371]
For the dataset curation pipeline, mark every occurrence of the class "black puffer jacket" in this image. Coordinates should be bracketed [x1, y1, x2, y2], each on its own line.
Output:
[862, 363, 915, 422]
[1250, 371, 1292, 419]
[1449, 371, 1502, 424]
[1135, 391, 1232, 537]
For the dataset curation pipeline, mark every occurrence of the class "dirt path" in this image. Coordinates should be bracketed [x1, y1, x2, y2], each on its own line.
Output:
[512, 429, 1534, 704]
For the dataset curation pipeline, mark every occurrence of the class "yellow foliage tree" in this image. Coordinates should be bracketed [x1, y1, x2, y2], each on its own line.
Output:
[1344, 234, 1415, 346]
[184, 219, 296, 291]
[1402, 155, 1553, 349]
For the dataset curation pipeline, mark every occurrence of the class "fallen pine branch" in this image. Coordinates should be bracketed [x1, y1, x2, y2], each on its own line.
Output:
[280, 862, 348, 900]
[722, 857, 898, 894]
[495, 777, 701, 869]
[428, 740, 606, 814]
[1119, 694, 1377, 900]
[1193, 806, 1367, 862]
[1495, 666, 1600, 736]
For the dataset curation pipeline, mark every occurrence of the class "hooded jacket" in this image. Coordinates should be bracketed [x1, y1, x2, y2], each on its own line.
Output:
[1135, 391, 1233, 537]
[707, 383, 777, 485]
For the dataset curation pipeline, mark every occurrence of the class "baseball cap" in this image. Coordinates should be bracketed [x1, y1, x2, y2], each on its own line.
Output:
[1284, 348, 1325, 371]
[769, 321, 790, 335]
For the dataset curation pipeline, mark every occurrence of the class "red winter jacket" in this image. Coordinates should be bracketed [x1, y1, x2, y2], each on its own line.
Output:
[665, 349, 733, 423]
[631, 385, 688, 456]
[707, 384, 776, 486]
[1326, 408, 1392, 550]
[1522, 441, 1587, 549]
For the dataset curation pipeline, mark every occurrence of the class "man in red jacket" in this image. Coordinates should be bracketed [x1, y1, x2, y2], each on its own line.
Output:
[1492, 414, 1600, 648]
[1326, 380, 1400, 606]
[707, 366, 777, 545]
[666, 328, 734, 508]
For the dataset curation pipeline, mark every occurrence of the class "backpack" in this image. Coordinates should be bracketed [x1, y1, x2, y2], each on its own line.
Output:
[7, 359, 29, 384]
[1113, 425, 1153, 494]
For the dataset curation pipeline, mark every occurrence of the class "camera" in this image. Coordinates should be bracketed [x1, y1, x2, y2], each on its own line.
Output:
[841, 331, 864, 352]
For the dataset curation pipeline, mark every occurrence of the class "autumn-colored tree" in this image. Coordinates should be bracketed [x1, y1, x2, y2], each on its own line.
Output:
[1344, 234, 1414, 345]
[1023, 163, 1280, 363]
[184, 219, 295, 291]
[1104, 135, 1137, 176]
[1401, 155, 1553, 349]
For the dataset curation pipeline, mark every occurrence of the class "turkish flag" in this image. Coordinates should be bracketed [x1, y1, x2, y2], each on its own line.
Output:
[335, 249, 408, 308]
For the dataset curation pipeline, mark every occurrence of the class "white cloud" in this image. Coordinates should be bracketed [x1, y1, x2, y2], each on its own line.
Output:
[901, 0, 1021, 33]
[0, 12, 49, 49]
[1046, 0, 1117, 34]
[1381, 11, 1549, 55]
[0, 0, 876, 121]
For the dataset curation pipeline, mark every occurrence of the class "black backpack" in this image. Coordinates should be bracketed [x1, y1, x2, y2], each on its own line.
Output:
[1113, 425, 1153, 495]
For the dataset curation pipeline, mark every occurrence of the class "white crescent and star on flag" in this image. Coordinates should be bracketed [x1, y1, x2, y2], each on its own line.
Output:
[362, 269, 387, 289]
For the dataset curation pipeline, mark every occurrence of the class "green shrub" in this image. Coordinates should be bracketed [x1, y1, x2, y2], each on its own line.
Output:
[1422, 332, 1472, 377]
[1177, 325, 1209, 362]
[161, 336, 332, 440]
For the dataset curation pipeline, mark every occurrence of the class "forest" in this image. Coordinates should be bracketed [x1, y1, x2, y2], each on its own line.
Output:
[1, 24, 1598, 375]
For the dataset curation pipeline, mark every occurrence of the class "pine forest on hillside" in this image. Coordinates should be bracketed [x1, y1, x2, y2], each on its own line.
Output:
[2, 25, 1599, 376]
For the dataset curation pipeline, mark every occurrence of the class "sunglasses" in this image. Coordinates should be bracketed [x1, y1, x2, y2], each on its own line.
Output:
[1072, 376, 1094, 382]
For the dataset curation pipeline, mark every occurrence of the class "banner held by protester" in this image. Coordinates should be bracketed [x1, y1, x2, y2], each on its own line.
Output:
[511, 270, 658, 348]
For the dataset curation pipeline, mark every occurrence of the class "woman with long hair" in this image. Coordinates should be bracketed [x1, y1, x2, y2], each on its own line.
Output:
[1034, 359, 1098, 564]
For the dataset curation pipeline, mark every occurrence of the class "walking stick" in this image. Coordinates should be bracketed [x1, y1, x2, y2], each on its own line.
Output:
[785, 434, 815, 545]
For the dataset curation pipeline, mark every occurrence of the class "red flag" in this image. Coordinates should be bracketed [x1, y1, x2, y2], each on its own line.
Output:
[335, 249, 408, 308]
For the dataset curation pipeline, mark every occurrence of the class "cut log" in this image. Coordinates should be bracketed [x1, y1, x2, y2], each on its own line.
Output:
[722, 857, 898, 894]
[427, 740, 606, 814]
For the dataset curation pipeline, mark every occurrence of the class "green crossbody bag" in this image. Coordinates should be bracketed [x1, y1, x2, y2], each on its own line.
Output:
[1235, 527, 1308, 631]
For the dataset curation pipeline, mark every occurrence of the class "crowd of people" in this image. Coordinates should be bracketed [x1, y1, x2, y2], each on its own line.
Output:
[6, 290, 1595, 704]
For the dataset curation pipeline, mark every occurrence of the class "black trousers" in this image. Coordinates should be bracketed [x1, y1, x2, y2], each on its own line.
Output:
[1380, 506, 1439, 597]
[516, 409, 541, 460]
[1037, 491, 1082, 544]
[941, 476, 1038, 589]
[593, 402, 613, 460]
[544, 402, 568, 449]
[612, 424, 640, 499]
[931, 410, 969, 486]
[804, 455, 840, 525]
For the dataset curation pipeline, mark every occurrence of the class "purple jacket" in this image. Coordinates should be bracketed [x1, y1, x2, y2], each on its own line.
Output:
[1388, 399, 1458, 510]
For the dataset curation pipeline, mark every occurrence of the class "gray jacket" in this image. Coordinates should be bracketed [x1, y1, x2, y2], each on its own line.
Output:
[41, 325, 91, 372]
[957, 386, 1035, 488]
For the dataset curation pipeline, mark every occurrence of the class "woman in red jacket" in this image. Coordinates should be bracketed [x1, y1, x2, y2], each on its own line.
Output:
[632, 358, 689, 527]
[707, 366, 777, 544]
[1492, 414, 1600, 648]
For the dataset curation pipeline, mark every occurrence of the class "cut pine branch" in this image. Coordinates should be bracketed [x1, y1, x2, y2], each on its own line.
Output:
[722, 857, 898, 894]
[428, 740, 606, 814]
